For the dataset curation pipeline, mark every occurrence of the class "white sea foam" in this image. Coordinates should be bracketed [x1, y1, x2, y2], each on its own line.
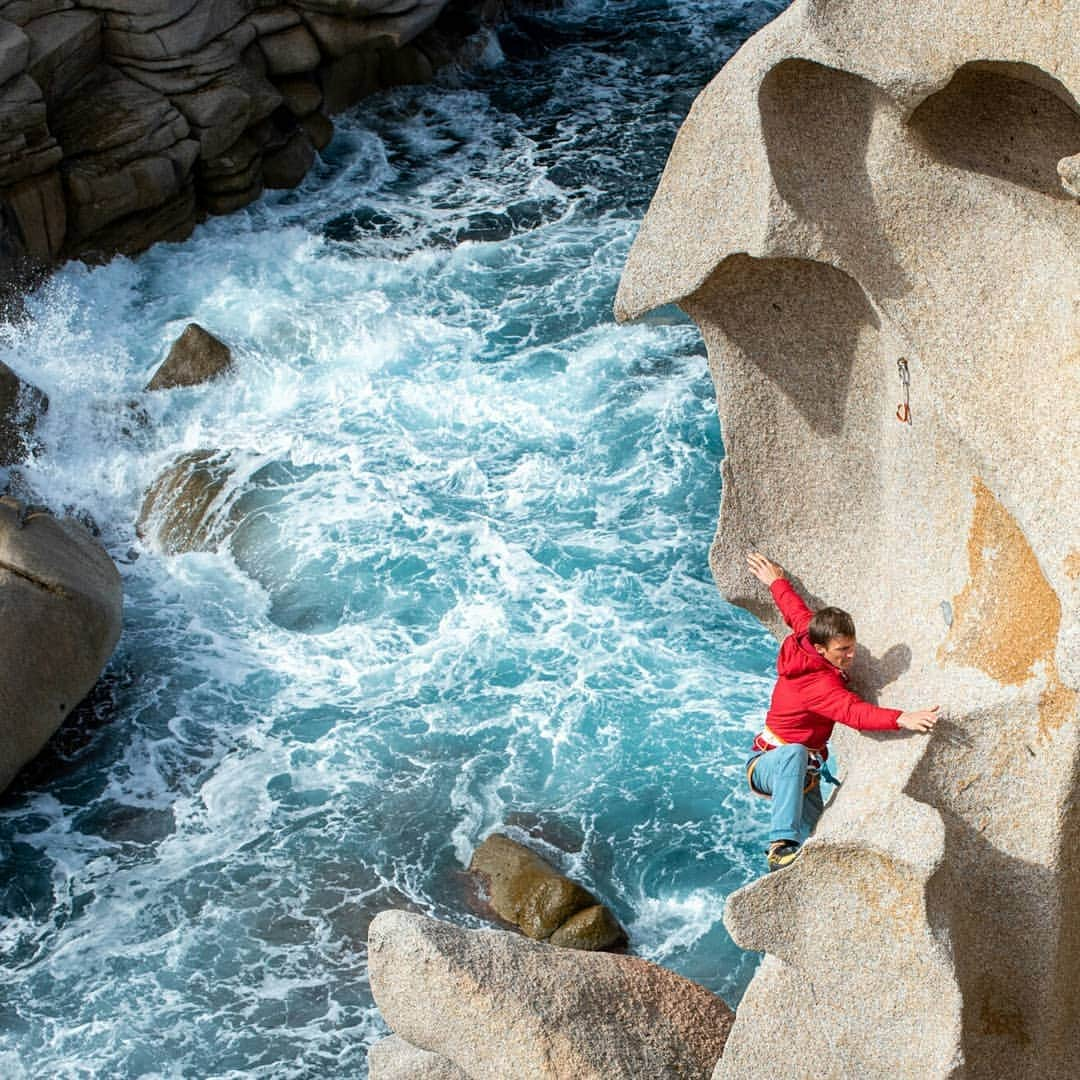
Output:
[0, 0, 793, 1072]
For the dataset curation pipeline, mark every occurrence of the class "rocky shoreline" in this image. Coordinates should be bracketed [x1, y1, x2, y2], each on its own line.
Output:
[0, 0, 546, 301]
[0, 0, 552, 787]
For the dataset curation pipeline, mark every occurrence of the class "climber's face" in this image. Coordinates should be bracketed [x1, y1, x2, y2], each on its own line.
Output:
[816, 634, 856, 672]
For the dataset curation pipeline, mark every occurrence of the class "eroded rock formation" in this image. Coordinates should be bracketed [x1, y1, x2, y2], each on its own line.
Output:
[616, 1, 1079, 1077]
[367, 910, 733, 1079]
[0, 494, 122, 793]
[0, 0, 524, 287]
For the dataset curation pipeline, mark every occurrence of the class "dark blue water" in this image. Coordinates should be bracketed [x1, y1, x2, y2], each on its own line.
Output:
[0, 0, 789, 1074]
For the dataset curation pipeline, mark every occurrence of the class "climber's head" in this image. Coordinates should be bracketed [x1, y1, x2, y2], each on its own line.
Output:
[809, 607, 857, 672]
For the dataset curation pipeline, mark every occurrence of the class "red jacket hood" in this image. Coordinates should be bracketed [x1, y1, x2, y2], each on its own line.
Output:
[777, 631, 838, 679]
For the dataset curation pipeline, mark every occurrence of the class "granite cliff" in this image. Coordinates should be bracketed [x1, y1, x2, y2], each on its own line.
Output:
[0, 0, 519, 294]
[617, 0, 1079, 1076]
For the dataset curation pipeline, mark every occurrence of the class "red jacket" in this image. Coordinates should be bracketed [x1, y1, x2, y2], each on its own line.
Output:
[756, 579, 901, 752]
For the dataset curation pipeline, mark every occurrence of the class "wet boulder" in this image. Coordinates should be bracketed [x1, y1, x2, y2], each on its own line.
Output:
[262, 125, 316, 189]
[549, 903, 625, 951]
[146, 323, 234, 391]
[468, 832, 625, 950]
[136, 449, 236, 554]
[368, 910, 733, 1080]
[0, 496, 122, 794]
[0, 359, 48, 466]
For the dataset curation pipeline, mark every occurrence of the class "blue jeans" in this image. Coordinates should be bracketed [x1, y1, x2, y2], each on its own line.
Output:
[747, 743, 825, 844]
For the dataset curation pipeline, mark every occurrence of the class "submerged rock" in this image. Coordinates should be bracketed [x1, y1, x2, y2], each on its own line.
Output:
[0, 496, 122, 794]
[136, 449, 236, 555]
[468, 832, 625, 949]
[146, 323, 234, 391]
[368, 910, 733, 1080]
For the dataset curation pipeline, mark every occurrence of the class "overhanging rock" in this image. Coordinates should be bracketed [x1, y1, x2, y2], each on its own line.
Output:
[617, 1, 1079, 1077]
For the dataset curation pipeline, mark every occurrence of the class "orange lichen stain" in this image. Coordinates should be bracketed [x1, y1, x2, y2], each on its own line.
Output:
[940, 479, 1076, 740]
[941, 479, 1060, 683]
[1065, 550, 1080, 579]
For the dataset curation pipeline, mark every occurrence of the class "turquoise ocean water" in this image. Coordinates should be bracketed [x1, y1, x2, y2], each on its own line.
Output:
[0, 0, 789, 1074]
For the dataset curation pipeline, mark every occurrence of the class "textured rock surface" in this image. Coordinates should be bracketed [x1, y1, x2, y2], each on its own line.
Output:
[368, 910, 733, 1080]
[468, 832, 625, 948]
[0, 358, 47, 465]
[368, 1034, 469, 1080]
[136, 449, 237, 555]
[146, 322, 233, 391]
[616, 2, 1079, 1078]
[0, 496, 122, 793]
[0, 0, 537, 275]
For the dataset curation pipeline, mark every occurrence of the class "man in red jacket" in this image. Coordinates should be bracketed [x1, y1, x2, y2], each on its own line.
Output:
[746, 551, 938, 871]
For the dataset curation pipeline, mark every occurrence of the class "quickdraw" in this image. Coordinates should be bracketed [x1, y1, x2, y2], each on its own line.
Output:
[896, 357, 911, 423]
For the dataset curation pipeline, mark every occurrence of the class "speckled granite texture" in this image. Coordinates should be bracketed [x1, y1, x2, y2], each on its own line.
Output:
[617, 1, 1079, 1077]
[368, 910, 733, 1079]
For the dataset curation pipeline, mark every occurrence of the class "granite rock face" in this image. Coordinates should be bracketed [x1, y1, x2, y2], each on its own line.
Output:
[0, 0, 528, 281]
[368, 909, 733, 1080]
[0, 495, 122, 793]
[368, 1034, 469, 1080]
[617, 2, 1079, 1078]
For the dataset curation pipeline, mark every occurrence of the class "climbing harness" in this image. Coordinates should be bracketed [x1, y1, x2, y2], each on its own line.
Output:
[896, 357, 911, 424]
[746, 726, 842, 796]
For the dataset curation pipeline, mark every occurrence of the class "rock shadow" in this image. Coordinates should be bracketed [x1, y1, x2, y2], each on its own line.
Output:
[692, 254, 880, 437]
[909, 61, 1080, 200]
[921, 809, 1078, 1079]
[910, 699, 1080, 1079]
[758, 58, 910, 299]
[850, 642, 911, 704]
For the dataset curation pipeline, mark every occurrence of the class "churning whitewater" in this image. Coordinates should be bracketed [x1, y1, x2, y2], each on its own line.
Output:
[0, 0, 789, 1074]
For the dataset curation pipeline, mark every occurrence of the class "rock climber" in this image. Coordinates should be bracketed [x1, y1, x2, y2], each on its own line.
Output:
[745, 551, 939, 871]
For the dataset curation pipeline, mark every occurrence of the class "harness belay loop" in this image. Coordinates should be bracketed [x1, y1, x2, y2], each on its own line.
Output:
[746, 726, 842, 795]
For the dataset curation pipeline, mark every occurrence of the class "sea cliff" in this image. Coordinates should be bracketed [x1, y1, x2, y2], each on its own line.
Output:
[0, 0, 528, 295]
[618, 0, 1079, 1076]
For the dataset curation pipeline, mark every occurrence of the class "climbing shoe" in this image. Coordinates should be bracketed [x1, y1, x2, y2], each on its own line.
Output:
[766, 840, 801, 872]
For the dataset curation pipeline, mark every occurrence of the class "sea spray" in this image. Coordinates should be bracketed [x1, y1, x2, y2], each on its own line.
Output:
[0, 0, 790, 1073]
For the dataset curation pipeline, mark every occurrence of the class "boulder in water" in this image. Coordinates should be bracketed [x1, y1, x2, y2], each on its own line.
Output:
[468, 832, 625, 949]
[548, 903, 625, 951]
[0, 496, 122, 794]
[368, 909, 733, 1080]
[136, 449, 236, 555]
[146, 323, 234, 391]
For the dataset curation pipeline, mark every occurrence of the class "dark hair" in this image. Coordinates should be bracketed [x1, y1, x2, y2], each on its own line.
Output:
[808, 606, 855, 646]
